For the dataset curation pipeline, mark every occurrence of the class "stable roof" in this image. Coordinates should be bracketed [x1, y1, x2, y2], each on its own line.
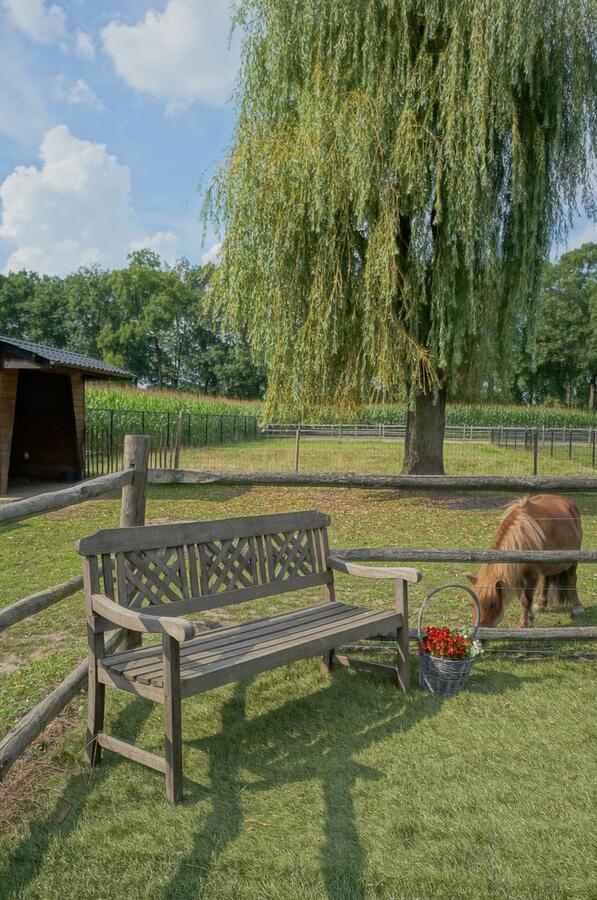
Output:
[0, 335, 133, 380]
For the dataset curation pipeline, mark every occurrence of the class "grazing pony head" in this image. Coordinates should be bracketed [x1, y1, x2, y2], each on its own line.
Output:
[466, 496, 545, 627]
[466, 569, 510, 626]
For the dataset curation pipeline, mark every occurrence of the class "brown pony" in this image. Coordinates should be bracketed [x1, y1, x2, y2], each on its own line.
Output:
[467, 494, 584, 627]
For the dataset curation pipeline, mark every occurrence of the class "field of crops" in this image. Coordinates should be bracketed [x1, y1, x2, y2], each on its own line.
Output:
[87, 383, 597, 429]
[86, 383, 261, 417]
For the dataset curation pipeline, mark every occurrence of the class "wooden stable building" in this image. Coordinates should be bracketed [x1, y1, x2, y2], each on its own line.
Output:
[0, 336, 132, 495]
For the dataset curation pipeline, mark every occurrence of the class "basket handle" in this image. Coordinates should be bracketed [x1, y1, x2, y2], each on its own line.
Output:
[417, 582, 481, 644]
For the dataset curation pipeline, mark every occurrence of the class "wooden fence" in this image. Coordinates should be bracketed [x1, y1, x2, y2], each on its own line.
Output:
[2, 445, 597, 781]
[0, 435, 150, 781]
[149, 468, 597, 492]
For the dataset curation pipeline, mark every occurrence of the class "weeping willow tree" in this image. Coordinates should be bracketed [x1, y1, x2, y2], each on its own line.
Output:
[206, 0, 596, 472]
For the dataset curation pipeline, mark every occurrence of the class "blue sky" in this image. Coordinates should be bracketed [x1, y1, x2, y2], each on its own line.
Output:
[0, 0, 238, 274]
[0, 0, 594, 276]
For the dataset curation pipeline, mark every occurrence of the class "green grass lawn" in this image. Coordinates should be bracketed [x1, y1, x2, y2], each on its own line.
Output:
[176, 437, 597, 477]
[1, 483, 596, 899]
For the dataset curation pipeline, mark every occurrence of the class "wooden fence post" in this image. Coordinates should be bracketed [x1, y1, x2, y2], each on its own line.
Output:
[294, 424, 301, 473]
[120, 434, 150, 649]
[120, 435, 150, 529]
[173, 411, 184, 469]
[532, 429, 538, 476]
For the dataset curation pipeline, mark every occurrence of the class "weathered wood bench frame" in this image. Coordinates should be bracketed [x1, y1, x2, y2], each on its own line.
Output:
[78, 511, 420, 803]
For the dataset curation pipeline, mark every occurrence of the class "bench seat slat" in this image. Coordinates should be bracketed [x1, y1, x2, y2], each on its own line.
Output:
[104, 602, 355, 676]
[105, 603, 365, 680]
[99, 603, 401, 694]
[176, 609, 398, 683]
[179, 610, 400, 697]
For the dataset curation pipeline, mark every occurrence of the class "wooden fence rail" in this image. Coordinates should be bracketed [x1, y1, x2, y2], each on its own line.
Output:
[0, 630, 122, 780]
[333, 547, 597, 642]
[0, 435, 150, 781]
[149, 468, 597, 493]
[333, 548, 597, 564]
[0, 469, 133, 527]
[0, 576, 83, 635]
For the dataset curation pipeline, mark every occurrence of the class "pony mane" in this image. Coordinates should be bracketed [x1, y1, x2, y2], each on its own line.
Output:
[492, 496, 545, 551]
[477, 497, 546, 590]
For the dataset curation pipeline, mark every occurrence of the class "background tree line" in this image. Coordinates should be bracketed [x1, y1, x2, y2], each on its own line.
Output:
[0, 242, 594, 409]
[0, 249, 266, 399]
[489, 243, 597, 409]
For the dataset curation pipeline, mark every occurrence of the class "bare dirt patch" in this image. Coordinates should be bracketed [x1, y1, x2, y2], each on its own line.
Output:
[0, 702, 80, 832]
[0, 652, 19, 674]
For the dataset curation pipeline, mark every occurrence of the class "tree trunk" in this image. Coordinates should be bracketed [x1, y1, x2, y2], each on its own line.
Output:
[566, 383, 573, 408]
[589, 377, 595, 411]
[402, 388, 447, 474]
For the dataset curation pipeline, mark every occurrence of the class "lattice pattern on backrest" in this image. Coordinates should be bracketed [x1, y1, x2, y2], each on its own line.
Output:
[80, 511, 332, 611]
[112, 546, 190, 608]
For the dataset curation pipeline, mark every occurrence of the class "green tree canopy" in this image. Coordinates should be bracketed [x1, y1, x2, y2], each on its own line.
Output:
[0, 253, 265, 398]
[533, 243, 597, 406]
[207, 0, 596, 471]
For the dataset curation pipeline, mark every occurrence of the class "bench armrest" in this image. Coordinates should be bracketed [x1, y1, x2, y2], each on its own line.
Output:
[327, 556, 422, 584]
[91, 593, 195, 643]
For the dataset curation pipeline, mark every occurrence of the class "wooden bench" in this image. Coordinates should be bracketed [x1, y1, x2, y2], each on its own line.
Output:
[78, 511, 420, 803]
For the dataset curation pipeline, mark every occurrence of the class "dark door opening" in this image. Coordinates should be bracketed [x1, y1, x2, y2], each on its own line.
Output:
[9, 370, 80, 484]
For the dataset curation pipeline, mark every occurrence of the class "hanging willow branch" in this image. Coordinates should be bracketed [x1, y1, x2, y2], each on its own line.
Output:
[205, 0, 597, 419]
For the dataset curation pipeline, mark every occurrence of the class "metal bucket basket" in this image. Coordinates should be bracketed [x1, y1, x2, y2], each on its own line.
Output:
[418, 583, 481, 695]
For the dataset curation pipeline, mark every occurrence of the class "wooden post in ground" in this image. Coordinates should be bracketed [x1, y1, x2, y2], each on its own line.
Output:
[120, 434, 150, 648]
[532, 429, 539, 476]
[294, 424, 301, 473]
[173, 411, 185, 469]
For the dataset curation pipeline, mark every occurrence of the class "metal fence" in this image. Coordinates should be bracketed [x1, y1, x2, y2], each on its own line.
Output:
[85, 408, 261, 477]
[84, 411, 597, 478]
[264, 422, 597, 449]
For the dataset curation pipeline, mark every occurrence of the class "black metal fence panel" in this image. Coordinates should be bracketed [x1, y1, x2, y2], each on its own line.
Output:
[85, 412, 597, 477]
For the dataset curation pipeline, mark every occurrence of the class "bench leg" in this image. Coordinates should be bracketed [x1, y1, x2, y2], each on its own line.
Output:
[395, 580, 410, 693]
[85, 630, 105, 767]
[321, 649, 335, 674]
[163, 635, 183, 804]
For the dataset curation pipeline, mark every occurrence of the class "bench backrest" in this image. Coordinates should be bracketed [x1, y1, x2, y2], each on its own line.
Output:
[77, 510, 333, 618]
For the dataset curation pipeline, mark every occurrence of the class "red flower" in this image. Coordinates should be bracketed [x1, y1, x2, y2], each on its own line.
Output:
[417, 624, 472, 660]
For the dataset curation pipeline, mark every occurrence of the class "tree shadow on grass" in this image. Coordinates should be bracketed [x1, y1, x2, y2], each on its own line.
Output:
[147, 484, 253, 504]
[0, 663, 541, 899]
[0, 696, 153, 899]
[163, 664, 538, 900]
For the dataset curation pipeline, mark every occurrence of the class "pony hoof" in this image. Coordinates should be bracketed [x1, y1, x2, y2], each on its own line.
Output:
[532, 603, 547, 614]
[572, 607, 586, 619]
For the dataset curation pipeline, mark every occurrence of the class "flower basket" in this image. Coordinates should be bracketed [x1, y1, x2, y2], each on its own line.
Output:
[417, 583, 481, 696]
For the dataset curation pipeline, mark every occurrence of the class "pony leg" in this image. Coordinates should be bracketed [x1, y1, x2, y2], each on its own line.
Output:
[518, 588, 535, 628]
[546, 571, 567, 610]
[532, 576, 548, 614]
[566, 565, 585, 619]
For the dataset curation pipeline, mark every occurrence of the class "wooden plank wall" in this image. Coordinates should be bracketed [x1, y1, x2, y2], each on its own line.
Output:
[0, 370, 18, 495]
[70, 372, 85, 479]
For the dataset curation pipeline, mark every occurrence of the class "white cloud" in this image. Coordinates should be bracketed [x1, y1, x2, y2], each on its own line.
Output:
[54, 77, 105, 112]
[2, 0, 66, 44]
[102, 0, 238, 108]
[74, 30, 95, 60]
[130, 230, 180, 260]
[0, 125, 179, 275]
[201, 240, 222, 266]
